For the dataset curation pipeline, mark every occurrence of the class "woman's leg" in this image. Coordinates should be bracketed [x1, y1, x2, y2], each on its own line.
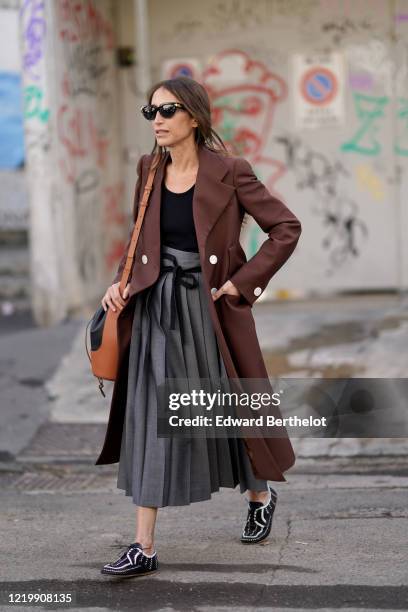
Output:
[135, 506, 158, 554]
[246, 489, 270, 503]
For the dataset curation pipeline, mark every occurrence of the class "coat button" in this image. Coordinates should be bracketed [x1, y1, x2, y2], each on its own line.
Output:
[211, 287, 217, 294]
[254, 286, 262, 296]
[142, 254, 148, 264]
[209, 254, 217, 264]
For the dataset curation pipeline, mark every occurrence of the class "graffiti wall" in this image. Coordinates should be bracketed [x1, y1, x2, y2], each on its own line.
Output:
[0, 2, 27, 235]
[20, 0, 123, 324]
[127, 0, 406, 296]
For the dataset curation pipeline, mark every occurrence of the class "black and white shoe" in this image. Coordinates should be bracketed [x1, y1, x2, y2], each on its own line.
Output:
[101, 542, 158, 577]
[240, 485, 278, 544]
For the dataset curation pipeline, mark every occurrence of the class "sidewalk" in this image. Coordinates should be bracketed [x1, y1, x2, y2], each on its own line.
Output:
[0, 293, 407, 611]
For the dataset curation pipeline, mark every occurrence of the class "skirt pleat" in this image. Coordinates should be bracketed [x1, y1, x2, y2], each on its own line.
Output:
[117, 244, 268, 507]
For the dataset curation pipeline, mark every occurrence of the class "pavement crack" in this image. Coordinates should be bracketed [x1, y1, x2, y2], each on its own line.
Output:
[268, 516, 292, 587]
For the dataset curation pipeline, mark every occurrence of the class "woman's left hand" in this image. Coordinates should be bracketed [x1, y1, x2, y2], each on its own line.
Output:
[211, 280, 241, 301]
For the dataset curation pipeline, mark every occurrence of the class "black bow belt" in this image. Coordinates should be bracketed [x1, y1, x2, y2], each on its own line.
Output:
[160, 252, 201, 343]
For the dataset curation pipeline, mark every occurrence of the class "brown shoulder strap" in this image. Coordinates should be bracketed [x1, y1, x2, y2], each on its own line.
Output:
[119, 153, 161, 296]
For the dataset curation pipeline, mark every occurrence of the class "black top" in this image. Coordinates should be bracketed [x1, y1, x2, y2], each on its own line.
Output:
[160, 182, 199, 252]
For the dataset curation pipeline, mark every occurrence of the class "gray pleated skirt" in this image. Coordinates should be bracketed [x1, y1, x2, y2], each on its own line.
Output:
[117, 244, 268, 507]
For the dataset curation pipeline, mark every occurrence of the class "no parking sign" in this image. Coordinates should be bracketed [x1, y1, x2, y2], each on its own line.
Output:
[162, 59, 201, 81]
[293, 53, 345, 129]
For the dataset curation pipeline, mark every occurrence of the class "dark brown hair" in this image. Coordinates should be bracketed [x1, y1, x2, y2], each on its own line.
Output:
[145, 77, 235, 169]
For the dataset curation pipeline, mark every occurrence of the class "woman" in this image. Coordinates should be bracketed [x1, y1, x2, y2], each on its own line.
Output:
[97, 77, 302, 578]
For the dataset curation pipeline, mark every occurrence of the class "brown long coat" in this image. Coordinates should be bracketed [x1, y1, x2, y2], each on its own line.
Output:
[94, 144, 302, 481]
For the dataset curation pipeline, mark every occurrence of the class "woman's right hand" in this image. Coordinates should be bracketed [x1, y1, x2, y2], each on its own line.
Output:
[101, 282, 130, 312]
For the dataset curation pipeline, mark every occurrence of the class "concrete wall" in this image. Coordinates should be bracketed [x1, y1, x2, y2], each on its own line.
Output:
[0, 1, 29, 312]
[0, 0, 25, 232]
[117, 0, 408, 299]
[20, 0, 124, 324]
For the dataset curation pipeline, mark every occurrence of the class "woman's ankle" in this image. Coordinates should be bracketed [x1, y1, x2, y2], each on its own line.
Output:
[135, 538, 154, 554]
[247, 489, 270, 504]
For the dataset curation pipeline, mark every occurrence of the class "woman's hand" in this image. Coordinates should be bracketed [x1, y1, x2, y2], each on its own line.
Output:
[211, 280, 240, 301]
[101, 282, 130, 312]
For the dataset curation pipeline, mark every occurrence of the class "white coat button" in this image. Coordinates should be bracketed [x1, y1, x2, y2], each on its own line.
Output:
[254, 286, 262, 296]
[211, 287, 217, 294]
[142, 254, 148, 264]
[209, 254, 218, 264]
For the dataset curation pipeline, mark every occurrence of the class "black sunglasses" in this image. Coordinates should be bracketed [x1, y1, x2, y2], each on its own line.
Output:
[140, 102, 187, 120]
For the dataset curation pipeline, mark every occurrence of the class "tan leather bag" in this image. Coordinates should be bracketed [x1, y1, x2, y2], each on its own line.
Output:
[85, 154, 160, 396]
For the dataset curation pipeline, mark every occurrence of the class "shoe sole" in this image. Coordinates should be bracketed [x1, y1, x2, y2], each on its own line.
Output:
[101, 567, 158, 578]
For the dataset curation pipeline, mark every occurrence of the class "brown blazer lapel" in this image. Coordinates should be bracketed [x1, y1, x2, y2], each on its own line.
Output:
[192, 146, 236, 247]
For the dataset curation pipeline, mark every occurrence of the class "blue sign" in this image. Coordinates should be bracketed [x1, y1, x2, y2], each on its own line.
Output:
[0, 72, 25, 168]
[301, 67, 337, 106]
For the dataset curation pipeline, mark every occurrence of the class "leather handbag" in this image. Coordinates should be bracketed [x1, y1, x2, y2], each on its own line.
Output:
[85, 154, 160, 396]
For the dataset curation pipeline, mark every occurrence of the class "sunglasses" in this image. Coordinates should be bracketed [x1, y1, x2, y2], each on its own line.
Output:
[140, 102, 187, 120]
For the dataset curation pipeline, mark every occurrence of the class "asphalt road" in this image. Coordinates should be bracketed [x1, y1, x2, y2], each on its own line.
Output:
[1, 296, 407, 611]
